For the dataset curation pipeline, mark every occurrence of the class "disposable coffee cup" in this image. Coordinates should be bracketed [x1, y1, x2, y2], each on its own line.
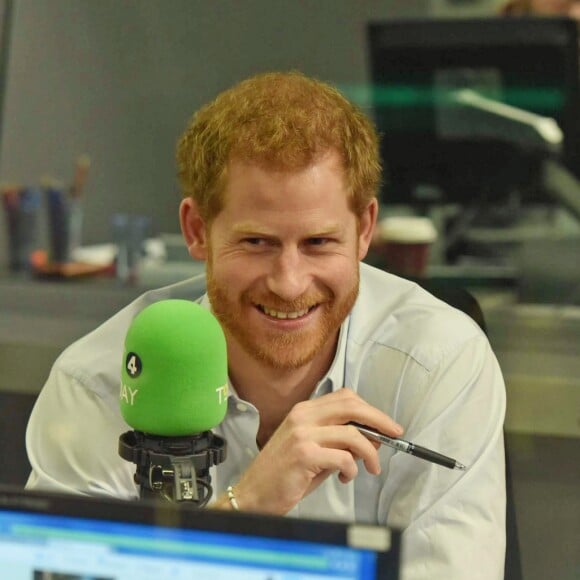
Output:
[376, 216, 437, 278]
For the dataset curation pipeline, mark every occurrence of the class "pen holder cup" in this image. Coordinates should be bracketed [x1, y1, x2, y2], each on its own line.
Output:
[45, 187, 83, 264]
[111, 213, 152, 284]
[1, 188, 41, 272]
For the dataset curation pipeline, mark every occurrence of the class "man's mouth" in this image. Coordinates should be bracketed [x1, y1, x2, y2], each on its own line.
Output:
[256, 304, 317, 320]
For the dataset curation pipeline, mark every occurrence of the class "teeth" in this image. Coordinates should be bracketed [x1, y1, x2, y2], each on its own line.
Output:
[262, 307, 310, 319]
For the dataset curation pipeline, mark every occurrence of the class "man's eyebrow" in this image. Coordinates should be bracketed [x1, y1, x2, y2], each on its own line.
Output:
[232, 224, 344, 237]
[308, 225, 343, 236]
[232, 223, 273, 235]
[232, 222, 343, 234]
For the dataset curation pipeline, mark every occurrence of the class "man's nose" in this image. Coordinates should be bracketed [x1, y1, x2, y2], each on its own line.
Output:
[266, 247, 311, 301]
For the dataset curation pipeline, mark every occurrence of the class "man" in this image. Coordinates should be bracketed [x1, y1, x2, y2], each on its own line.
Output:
[26, 72, 506, 579]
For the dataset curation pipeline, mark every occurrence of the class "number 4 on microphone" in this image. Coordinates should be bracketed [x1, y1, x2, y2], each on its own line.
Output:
[126, 352, 142, 378]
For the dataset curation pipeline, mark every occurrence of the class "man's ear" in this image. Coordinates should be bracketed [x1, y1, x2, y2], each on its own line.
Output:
[179, 197, 208, 260]
[357, 198, 378, 261]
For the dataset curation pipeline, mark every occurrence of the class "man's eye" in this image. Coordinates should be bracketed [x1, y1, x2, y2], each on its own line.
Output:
[307, 237, 331, 246]
[243, 238, 266, 246]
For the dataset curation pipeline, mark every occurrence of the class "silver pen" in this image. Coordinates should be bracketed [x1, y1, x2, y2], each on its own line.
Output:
[349, 422, 467, 471]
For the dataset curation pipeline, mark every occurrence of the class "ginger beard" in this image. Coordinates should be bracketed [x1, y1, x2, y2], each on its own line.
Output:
[206, 256, 360, 370]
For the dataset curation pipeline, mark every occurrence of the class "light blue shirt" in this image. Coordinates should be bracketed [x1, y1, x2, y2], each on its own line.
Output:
[26, 262, 506, 579]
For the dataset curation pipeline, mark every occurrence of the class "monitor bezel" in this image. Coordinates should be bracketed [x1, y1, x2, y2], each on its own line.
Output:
[0, 485, 401, 579]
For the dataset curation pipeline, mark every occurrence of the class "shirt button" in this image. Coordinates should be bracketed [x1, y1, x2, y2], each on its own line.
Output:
[236, 402, 248, 412]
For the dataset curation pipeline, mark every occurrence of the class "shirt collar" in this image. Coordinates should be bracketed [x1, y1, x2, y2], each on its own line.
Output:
[311, 314, 349, 398]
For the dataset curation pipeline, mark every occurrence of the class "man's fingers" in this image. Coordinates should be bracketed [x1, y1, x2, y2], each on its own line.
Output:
[288, 389, 404, 437]
[313, 447, 360, 484]
[310, 424, 382, 475]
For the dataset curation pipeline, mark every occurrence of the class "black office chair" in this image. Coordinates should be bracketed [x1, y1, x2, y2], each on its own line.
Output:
[418, 280, 523, 580]
[0, 391, 37, 486]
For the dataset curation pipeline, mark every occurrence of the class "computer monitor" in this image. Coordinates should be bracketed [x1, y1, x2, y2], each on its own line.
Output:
[367, 17, 580, 207]
[0, 486, 401, 579]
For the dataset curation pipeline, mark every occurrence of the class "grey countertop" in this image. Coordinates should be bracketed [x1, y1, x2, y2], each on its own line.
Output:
[0, 276, 146, 394]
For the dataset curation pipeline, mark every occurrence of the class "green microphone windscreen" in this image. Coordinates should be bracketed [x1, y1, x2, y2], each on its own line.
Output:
[120, 300, 228, 436]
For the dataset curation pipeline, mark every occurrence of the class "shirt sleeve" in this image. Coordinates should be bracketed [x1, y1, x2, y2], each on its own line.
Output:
[380, 335, 506, 580]
[25, 366, 138, 499]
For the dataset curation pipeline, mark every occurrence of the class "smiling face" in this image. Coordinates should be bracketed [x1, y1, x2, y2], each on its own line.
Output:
[180, 150, 377, 371]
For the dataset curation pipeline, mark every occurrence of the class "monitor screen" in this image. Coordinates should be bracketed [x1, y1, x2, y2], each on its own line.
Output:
[367, 17, 580, 206]
[0, 487, 401, 580]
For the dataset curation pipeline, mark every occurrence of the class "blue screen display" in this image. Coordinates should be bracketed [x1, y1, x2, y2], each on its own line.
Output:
[0, 510, 378, 579]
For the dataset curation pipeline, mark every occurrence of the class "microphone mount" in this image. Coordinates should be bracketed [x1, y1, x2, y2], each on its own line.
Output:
[119, 430, 227, 505]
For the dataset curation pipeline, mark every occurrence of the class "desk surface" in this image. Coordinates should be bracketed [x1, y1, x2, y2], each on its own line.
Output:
[0, 276, 145, 394]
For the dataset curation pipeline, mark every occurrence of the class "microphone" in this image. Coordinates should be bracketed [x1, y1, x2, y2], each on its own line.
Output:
[118, 299, 228, 505]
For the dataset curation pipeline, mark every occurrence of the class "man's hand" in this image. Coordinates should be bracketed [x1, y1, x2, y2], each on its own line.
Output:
[219, 389, 403, 515]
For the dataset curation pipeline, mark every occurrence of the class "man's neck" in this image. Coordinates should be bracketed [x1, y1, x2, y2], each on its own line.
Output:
[226, 335, 338, 448]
